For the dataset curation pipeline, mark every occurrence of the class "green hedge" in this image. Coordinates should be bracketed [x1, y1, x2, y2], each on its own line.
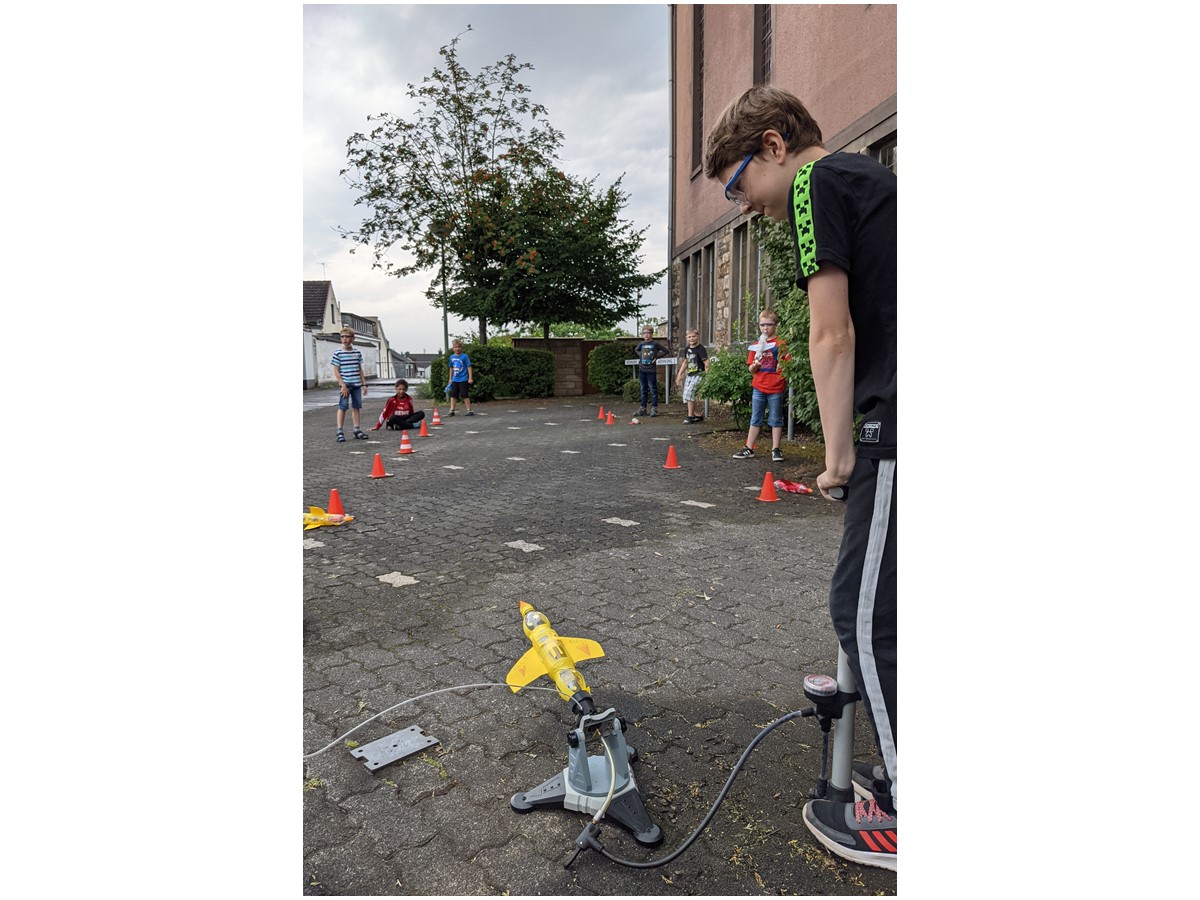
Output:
[587, 340, 640, 394]
[422, 344, 555, 402]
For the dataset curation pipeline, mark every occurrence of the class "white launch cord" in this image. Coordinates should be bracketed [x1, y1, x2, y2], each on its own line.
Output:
[303, 681, 560, 760]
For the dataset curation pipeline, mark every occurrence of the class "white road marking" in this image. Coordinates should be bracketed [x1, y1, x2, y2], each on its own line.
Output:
[378, 572, 419, 587]
[504, 540, 544, 552]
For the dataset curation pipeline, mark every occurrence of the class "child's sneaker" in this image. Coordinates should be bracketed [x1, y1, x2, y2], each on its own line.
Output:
[448, 410, 456, 416]
[636, 408, 648, 416]
[802, 798, 896, 871]
[732, 447, 755, 459]
[771, 447, 784, 463]
[336, 430, 346, 442]
[650, 407, 658, 417]
[466, 410, 474, 416]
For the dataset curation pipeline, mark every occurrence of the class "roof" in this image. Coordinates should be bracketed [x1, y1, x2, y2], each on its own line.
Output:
[407, 353, 443, 366]
[304, 281, 333, 328]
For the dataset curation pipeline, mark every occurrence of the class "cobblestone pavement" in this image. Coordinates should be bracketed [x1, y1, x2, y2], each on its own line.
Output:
[303, 395, 897, 897]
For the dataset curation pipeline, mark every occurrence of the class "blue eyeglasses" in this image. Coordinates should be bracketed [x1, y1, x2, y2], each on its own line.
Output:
[724, 150, 756, 205]
[724, 132, 792, 205]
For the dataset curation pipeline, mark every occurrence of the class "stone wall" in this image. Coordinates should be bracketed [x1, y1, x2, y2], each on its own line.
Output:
[511, 338, 610, 396]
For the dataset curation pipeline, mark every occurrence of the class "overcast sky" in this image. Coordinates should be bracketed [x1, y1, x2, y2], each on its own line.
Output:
[304, 4, 670, 354]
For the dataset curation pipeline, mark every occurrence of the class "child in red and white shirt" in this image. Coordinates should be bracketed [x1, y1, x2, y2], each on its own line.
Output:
[374, 379, 426, 431]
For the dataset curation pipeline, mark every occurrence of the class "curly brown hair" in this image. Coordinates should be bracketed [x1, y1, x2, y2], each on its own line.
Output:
[703, 85, 823, 179]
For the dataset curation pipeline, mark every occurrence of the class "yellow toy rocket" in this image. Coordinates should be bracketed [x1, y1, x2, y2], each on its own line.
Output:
[506, 601, 605, 704]
[303, 506, 355, 530]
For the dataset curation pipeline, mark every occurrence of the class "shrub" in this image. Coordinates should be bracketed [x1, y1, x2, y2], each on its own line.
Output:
[470, 372, 498, 402]
[587, 340, 640, 394]
[424, 344, 555, 402]
[697, 346, 754, 430]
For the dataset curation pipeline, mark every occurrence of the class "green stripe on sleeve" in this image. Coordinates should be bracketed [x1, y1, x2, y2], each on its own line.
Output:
[792, 162, 818, 278]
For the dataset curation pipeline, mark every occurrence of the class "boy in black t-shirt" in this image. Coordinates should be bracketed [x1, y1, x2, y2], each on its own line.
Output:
[632, 325, 670, 416]
[705, 85, 897, 873]
[675, 328, 708, 423]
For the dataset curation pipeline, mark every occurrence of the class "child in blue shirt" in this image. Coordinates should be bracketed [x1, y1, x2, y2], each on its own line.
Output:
[446, 340, 474, 416]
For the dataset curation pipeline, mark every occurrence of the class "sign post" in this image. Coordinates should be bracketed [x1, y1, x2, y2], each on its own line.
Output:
[624, 358, 677, 406]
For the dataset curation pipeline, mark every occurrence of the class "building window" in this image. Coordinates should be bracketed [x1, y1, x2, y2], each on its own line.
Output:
[731, 223, 774, 345]
[701, 243, 714, 344]
[870, 133, 898, 174]
[753, 5, 773, 85]
[691, 5, 705, 172]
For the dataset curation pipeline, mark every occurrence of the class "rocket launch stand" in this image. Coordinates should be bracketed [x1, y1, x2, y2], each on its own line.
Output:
[510, 706, 663, 846]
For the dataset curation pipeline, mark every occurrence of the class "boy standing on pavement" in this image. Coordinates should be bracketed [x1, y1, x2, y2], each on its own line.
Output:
[675, 328, 708, 424]
[446, 340, 474, 416]
[731, 309, 790, 463]
[633, 325, 670, 417]
[706, 85, 897, 871]
[331, 327, 369, 441]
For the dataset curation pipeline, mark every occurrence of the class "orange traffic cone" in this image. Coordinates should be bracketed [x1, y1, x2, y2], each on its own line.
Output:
[398, 430, 414, 455]
[598, 405, 605, 420]
[327, 489, 345, 516]
[757, 471, 780, 502]
[418, 418, 430, 437]
[606, 411, 615, 425]
[663, 445, 681, 469]
[431, 408, 443, 426]
[369, 453, 394, 479]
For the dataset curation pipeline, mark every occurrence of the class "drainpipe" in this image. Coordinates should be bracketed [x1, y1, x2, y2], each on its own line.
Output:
[667, 4, 676, 350]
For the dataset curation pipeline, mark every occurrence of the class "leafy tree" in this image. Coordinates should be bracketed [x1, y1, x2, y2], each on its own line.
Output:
[497, 321, 632, 342]
[339, 27, 563, 344]
[340, 28, 661, 348]
[448, 163, 661, 342]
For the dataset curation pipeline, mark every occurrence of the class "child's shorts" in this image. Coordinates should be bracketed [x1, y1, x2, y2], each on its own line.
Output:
[338, 384, 363, 410]
[749, 388, 784, 428]
[682, 374, 703, 402]
[449, 381, 470, 400]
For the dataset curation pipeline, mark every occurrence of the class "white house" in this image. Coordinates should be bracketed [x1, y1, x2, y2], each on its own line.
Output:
[303, 280, 395, 387]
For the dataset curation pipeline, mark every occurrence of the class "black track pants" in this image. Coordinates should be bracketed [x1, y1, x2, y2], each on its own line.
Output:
[829, 456, 897, 807]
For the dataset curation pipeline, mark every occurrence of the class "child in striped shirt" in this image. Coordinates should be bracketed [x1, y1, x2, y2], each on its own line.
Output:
[331, 327, 369, 441]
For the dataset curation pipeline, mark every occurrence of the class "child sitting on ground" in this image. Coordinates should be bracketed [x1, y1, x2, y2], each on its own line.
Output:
[373, 379, 426, 431]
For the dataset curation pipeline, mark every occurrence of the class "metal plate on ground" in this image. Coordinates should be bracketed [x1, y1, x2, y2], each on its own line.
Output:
[349, 725, 439, 771]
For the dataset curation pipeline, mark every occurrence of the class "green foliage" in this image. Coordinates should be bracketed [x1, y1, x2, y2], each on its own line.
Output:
[507, 321, 632, 340]
[448, 164, 661, 339]
[471, 372, 499, 402]
[427, 343, 554, 401]
[587, 340, 639, 394]
[754, 217, 822, 436]
[697, 346, 753, 430]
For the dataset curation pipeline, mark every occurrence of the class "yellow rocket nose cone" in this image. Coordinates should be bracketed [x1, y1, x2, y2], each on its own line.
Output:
[519, 601, 534, 614]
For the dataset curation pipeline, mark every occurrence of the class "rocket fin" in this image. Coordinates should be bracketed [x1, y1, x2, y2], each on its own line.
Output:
[560, 637, 605, 662]
[506, 647, 546, 692]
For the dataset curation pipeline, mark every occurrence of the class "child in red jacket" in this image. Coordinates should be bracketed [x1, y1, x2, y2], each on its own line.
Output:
[373, 380, 426, 431]
[731, 309, 790, 463]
